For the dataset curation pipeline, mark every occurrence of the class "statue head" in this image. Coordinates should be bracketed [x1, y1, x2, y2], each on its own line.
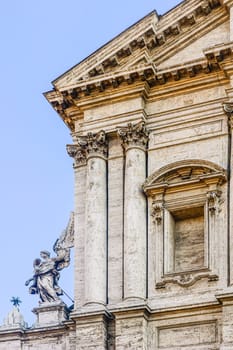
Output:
[40, 250, 51, 259]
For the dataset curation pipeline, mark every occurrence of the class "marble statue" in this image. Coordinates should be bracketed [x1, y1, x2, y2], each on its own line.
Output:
[25, 212, 74, 303]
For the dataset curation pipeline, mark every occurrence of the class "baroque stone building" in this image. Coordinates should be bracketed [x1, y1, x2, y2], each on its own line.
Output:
[1, 0, 233, 348]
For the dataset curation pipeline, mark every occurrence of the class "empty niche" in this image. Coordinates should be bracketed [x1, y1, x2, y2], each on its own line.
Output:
[164, 206, 205, 274]
[174, 207, 204, 272]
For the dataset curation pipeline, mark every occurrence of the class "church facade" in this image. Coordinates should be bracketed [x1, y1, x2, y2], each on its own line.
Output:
[1, 0, 233, 348]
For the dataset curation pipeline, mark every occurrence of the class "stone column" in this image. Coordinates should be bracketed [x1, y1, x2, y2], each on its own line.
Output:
[77, 130, 108, 307]
[67, 144, 87, 309]
[118, 121, 149, 301]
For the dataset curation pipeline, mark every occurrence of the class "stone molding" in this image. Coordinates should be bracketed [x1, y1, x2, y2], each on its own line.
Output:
[49, 0, 222, 89]
[156, 271, 219, 289]
[117, 120, 149, 151]
[143, 159, 227, 194]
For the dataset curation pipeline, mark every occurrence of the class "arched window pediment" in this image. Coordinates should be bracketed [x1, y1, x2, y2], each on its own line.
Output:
[143, 159, 227, 195]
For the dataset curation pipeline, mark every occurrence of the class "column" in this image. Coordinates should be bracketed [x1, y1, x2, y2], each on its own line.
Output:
[67, 144, 87, 309]
[78, 130, 108, 307]
[118, 121, 149, 301]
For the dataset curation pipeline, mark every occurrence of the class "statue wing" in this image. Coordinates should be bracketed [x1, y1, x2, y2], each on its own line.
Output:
[53, 211, 74, 271]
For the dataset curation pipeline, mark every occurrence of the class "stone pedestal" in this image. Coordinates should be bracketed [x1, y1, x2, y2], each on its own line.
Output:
[32, 301, 69, 328]
[118, 121, 149, 301]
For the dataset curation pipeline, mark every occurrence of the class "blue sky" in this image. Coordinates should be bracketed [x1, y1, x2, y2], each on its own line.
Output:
[0, 0, 181, 325]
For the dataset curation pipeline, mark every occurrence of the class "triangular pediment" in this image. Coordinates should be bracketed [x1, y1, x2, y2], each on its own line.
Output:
[44, 0, 233, 132]
[51, 0, 229, 91]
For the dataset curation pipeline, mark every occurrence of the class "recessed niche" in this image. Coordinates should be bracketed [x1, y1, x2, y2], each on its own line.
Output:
[173, 207, 204, 272]
[164, 206, 205, 274]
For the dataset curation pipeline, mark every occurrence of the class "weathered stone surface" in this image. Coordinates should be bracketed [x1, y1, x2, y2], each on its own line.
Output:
[3, 0, 233, 348]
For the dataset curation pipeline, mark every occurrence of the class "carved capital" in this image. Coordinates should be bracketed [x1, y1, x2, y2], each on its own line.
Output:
[66, 144, 87, 167]
[117, 121, 149, 150]
[223, 103, 233, 129]
[77, 130, 108, 158]
[207, 190, 221, 215]
[151, 200, 164, 224]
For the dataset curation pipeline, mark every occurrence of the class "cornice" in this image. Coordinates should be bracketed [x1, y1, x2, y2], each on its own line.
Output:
[45, 41, 233, 131]
[51, 0, 223, 90]
[44, 0, 230, 131]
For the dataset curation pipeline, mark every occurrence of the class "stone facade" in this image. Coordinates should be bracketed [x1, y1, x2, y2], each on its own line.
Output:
[2, 0, 233, 348]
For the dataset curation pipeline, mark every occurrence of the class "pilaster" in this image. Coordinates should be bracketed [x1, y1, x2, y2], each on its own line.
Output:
[221, 0, 233, 40]
[223, 103, 233, 286]
[118, 121, 149, 302]
[67, 143, 87, 310]
[216, 292, 233, 349]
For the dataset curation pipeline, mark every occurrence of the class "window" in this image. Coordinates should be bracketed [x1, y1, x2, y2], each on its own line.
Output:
[143, 160, 226, 288]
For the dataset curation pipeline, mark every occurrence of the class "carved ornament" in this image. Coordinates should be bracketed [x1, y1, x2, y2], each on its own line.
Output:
[67, 130, 108, 165]
[25, 212, 74, 304]
[66, 144, 87, 167]
[223, 103, 233, 129]
[143, 159, 227, 195]
[156, 272, 219, 289]
[117, 121, 149, 150]
[77, 130, 108, 158]
[151, 201, 164, 224]
[207, 191, 221, 214]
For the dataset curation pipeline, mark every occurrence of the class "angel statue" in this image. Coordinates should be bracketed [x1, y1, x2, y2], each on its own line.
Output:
[25, 212, 74, 303]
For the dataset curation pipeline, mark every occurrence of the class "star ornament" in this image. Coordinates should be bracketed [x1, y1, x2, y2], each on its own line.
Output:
[10, 297, 22, 307]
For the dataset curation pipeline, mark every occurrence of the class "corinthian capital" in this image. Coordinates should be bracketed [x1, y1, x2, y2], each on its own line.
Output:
[66, 144, 87, 167]
[117, 121, 149, 150]
[77, 130, 108, 158]
[223, 103, 233, 129]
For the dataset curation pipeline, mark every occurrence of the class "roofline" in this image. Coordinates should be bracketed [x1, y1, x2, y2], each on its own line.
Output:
[52, 9, 158, 86]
